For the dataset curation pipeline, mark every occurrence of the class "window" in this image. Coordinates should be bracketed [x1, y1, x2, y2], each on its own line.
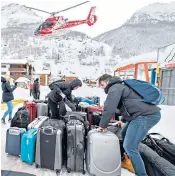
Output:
[10, 64, 18, 68]
[1, 64, 6, 68]
[1, 72, 6, 75]
[43, 21, 54, 29]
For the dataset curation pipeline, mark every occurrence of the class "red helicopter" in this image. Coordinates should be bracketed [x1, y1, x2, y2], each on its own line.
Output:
[25, 1, 97, 36]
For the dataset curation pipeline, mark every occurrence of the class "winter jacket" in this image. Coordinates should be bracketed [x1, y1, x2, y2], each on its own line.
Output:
[1, 77, 17, 102]
[48, 78, 82, 104]
[99, 77, 161, 128]
[32, 80, 40, 99]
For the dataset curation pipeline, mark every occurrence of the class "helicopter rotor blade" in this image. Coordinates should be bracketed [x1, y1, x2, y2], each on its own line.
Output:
[51, 1, 90, 15]
[24, 6, 53, 15]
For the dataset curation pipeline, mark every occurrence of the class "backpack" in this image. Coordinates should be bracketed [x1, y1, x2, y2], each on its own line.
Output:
[123, 79, 165, 105]
[11, 106, 30, 129]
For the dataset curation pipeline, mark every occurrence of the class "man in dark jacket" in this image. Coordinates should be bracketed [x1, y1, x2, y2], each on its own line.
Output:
[97, 74, 161, 176]
[47, 78, 82, 119]
[1, 76, 17, 124]
[32, 78, 40, 100]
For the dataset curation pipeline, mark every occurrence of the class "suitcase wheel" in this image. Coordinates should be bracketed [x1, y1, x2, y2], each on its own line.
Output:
[82, 170, 86, 175]
[67, 168, 71, 173]
[35, 164, 39, 168]
[56, 169, 60, 175]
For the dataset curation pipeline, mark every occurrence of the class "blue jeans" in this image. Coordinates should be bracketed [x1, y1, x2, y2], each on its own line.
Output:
[121, 112, 161, 176]
[2, 101, 13, 120]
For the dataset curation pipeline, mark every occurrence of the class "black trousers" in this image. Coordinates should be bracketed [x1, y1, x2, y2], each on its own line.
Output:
[48, 98, 59, 119]
[48, 99, 67, 119]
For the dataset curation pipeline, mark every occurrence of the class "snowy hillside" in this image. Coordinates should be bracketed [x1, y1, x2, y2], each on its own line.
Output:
[1, 3, 118, 79]
[1, 3, 42, 28]
[95, 2, 175, 58]
[127, 2, 175, 25]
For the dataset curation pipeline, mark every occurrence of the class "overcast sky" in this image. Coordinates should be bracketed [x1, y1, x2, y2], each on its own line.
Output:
[1, 0, 174, 37]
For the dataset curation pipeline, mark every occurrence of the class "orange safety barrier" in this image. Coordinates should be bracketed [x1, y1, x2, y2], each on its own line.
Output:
[114, 61, 157, 82]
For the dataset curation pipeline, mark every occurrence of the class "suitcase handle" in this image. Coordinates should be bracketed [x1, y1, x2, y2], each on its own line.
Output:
[29, 130, 37, 136]
[42, 126, 56, 135]
[148, 133, 170, 142]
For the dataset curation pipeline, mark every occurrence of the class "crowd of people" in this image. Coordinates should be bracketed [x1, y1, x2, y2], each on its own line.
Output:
[1, 74, 161, 176]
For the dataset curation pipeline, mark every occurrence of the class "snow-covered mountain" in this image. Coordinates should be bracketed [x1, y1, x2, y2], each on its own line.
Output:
[1, 3, 119, 79]
[95, 2, 175, 58]
[1, 3, 43, 28]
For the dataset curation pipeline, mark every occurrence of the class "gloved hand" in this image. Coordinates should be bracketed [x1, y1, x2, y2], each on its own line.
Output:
[14, 82, 18, 86]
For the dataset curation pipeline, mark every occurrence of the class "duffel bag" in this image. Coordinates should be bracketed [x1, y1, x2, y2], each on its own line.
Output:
[139, 143, 175, 176]
[143, 133, 175, 165]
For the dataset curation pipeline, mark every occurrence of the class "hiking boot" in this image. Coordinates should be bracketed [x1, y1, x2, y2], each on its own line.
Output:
[1, 118, 6, 124]
[121, 153, 135, 173]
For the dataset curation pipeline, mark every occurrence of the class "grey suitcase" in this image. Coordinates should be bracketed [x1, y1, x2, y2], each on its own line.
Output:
[5, 127, 26, 156]
[66, 117, 85, 174]
[86, 129, 121, 176]
[36, 103, 48, 117]
[1, 170, 36, 176]
[35, 120, 65, 174]
[27, 116, 49, 130]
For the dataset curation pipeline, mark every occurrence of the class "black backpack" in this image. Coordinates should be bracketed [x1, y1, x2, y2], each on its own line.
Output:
[11, 106, 30, 129]
[143, 133, 175, 165]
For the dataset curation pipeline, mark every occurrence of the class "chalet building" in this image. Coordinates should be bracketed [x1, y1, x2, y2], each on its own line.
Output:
[34, 70, 51, 86]
[1, 59, 33, 80]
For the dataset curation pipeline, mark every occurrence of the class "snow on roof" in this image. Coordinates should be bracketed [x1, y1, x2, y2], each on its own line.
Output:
[34, 70, 51, 75]
[1, 59, 28, 64]
[115, 52, 157, 69]
[64, 74, 78, 77]
[16, 77, 30, 82]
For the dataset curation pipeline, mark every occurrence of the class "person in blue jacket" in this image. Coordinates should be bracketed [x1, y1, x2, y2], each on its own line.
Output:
[1, 76, 17, 124]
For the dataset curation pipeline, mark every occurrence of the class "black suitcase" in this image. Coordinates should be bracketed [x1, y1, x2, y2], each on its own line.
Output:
[107, 124, 125, 158]
[35, 119, 65, 174]
[139, 143, 175, 176]
[66, 114, 86, 174]
[143, 133, 175, 165]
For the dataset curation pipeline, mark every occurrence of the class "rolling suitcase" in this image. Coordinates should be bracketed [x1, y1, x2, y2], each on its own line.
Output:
[86, 129, 121, 176]
[25, 101, 37, 122]
[21, 129, 37, 165]
[1, 170, 36, 176]
[5, 127, 26, 156]
[36, 103, 49, 117]
[35, 119, 65, 174]
[107, 125, 125, 158]
[66, 114, 86, 174]
[28, 116, 49, 130]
